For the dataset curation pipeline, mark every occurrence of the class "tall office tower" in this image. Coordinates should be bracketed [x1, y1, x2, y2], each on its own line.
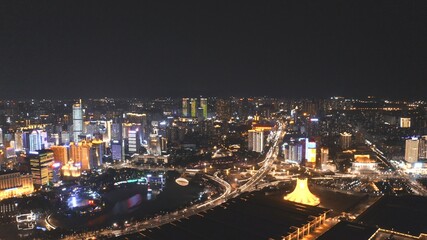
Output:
[61, 131, 70, 145]
[128, 129, 140, 155]
[200, 98, 208, 119]
[40, 131, 48, 148]
[50, 145, 69, 165]
[14, 131, 23, 151]
[405, 138, 419, 163]
[69, 141, 91, 170]
[111, 140, 122, 161]
[22, 131, 30, 150]
[111, 123, 122, 141]
[248, 129, 264, 153]
[182, 98, 189, 117]
[72, 102, 83, 142]
[283, 140, 304, 163]
[190, 98, 197, 118]
[418, 136, 427, 160]
[29, 130, 42, 152]
[339, 132, 352, 149]
[104, 120, 112, 146]
[28, 149, 54, 187]
[0, 128, 3, 146]
[90, 140, 105, 168]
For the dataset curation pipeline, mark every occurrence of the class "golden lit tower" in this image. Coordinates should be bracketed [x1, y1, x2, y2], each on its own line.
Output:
[190, 98, 197, 118]
[200, 97, 208, 119]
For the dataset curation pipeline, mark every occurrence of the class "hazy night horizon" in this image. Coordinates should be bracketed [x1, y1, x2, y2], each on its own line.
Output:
[1, 1, 426, 99]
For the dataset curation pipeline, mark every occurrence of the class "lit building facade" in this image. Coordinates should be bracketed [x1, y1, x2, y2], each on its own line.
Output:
[306, 140, 317, 164]
[190, 98, 197, 118]
[182, 98, 189, 117]
[28, 150, 54, 187]
[128, 129, 140, 155]
[70, 141, 90, 170]
[200, 98, 208, 119]
[50, 145, 69, 165]
[405, 138, 420, 163]
[111, 140, 122, 161]
[339, 132, 352, 149]
[72, 102, 83, 142]
[399, 117, 411, 128]
[29, 130, 42, 152]
[0, 172, 34, 200]
[248, 129, 264, 153]
[405, 136, 427, 163]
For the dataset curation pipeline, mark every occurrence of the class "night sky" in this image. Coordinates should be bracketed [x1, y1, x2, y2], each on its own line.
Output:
[1, 1, 426, 99]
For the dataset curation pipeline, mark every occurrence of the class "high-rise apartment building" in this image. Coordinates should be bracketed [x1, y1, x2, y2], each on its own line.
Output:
[405, 138, 420, 163]
[248, 129, 264, 153]
[405, 136, 427, 163]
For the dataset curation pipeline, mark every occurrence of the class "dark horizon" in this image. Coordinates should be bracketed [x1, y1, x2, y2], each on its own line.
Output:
[1, 1, 426, 99]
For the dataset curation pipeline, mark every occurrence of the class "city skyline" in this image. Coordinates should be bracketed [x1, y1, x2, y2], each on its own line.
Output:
[1, 1, 426, 99]
[1, 1, 427, 239]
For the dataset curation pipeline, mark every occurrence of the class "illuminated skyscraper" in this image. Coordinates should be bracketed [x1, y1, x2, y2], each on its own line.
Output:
[182, 98, 189, 117]
[111, 140, 122, 161]
[28, 150, 54, 187]
[50, 145, 69, 165]
[72, 102, 83, 142]
[14, 131, 23, 151]
[90, 140, 105, 168]
[69, 141, 91, 170]
[0, 128, 3, 146]
[128, 129, 140, 155]
[282, 139, 304, 163]
[29, 130, 42, 152]
[339, 132, 352, 149]
[405, 138, 419, 163]
[200, 98, 208, 119]
[248, 129, 264, 153]
[405, 136, 427, 162]
[418, 136, 427, 160]
[190, 98, 197, 118]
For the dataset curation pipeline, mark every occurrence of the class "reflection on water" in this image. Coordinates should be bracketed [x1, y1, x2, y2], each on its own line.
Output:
[50, 170, 205, 230]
